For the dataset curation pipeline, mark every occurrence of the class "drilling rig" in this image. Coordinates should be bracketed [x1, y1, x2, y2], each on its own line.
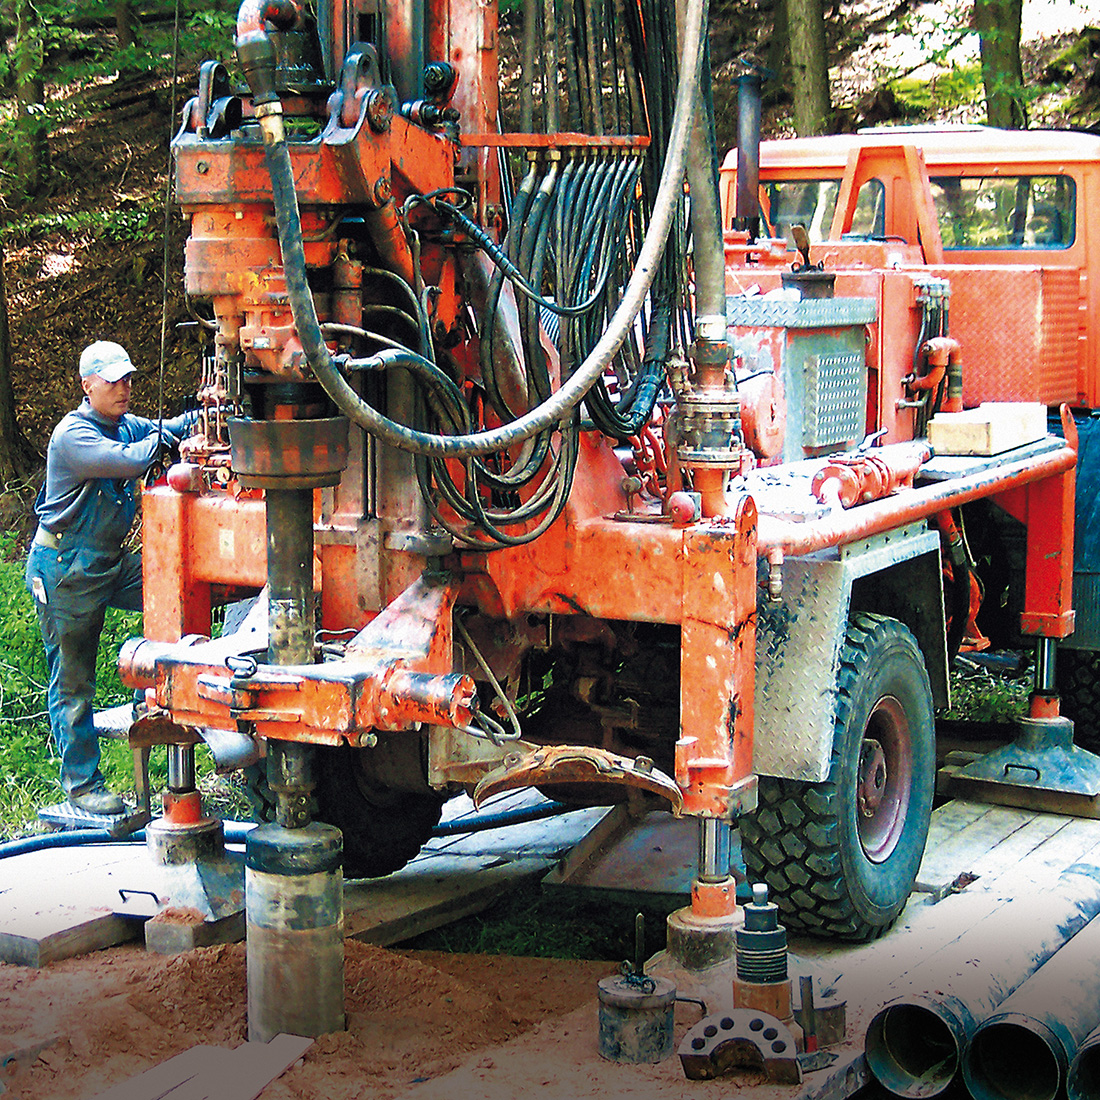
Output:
[119, 0, 1081, 1028]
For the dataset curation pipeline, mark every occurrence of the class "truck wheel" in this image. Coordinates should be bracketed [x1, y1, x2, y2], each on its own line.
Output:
[740, 614, 935, 941]
[244, 745, 447, 879]
[1055, 649, 1100, 754]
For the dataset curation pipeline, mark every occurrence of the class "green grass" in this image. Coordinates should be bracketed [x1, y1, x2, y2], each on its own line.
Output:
[0, 530, 250, 839]
[400, 878, 680, 961]
[943, 658, 1030, 724]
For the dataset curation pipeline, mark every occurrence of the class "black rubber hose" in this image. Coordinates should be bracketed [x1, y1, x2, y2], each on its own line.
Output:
[248, 0, 711, 459]
[480, 161, 540, 419]
[0, 801, 585, 858]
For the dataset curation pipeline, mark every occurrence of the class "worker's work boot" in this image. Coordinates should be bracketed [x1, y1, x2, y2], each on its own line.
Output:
[68, 786, 125, 816]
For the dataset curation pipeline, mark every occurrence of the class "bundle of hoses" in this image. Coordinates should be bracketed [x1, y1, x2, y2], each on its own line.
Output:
[244, 0, 709, 547]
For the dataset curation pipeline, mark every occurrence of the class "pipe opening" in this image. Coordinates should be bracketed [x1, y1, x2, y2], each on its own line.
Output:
[866, 1003, 960, 1098]
[1069, 1041, 1100, 1100]
[965, 1022, 1060, 1100]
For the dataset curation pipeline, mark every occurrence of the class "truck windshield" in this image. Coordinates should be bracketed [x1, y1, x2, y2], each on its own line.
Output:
[761, 179, 885, 242]
[929, 175, 1075, 250]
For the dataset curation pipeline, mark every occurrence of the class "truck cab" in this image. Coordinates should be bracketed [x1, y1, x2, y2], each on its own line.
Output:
[719, 128, 1100, 668]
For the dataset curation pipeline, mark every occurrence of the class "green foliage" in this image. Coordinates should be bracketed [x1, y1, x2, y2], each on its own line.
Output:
[1, 204, 158, 245]
[890, 64, 986, 116]
[943, 660, 1029, 724]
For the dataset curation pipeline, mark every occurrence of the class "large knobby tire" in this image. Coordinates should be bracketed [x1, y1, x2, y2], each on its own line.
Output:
[1056, 649, 1100, 754]
[740, 613, 935, 941]
[245, 744, 447, 879]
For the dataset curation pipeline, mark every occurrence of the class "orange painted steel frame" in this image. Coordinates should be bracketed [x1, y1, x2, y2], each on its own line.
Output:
[138, 7, 1075, 836]
[136, 0, 759, 823]
[139, 443, 761, 820]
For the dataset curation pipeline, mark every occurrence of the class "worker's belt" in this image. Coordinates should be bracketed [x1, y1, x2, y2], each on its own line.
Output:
[33, 525, 61, 550]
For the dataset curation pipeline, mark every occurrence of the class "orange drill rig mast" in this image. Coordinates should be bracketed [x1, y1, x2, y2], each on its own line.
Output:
[122, 0, 1078, 1025]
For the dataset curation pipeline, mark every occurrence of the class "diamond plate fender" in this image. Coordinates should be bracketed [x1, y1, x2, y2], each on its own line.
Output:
[753, 525, 943, 781]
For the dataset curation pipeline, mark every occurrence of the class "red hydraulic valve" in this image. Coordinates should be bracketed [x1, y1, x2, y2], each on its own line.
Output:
[812, 442, 931, 509]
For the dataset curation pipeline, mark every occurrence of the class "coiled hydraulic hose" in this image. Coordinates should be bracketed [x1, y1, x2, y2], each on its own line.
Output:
[238, 0, 711, 459]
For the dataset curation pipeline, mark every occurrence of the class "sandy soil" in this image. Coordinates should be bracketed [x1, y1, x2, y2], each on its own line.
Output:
[0, 942, 617, 1100]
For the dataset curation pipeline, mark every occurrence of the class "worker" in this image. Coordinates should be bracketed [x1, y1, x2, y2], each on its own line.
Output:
[25, 341, 195, 816]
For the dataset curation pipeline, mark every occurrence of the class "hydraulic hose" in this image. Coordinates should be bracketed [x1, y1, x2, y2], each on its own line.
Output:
[0, 802, 580, 859]
[234, 0, 301, 108]
[0, 820, 258, 859]
[241, 0, 711, 458]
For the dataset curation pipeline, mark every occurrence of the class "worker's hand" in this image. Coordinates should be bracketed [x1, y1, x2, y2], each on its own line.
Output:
[143, 433, 181, 487]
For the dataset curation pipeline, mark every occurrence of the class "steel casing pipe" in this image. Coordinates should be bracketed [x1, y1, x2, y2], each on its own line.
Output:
[1069, 1023, 1100, 1100]
[962, 914, 1100, 1100]
[246, 821, 345, 1042]
[865, 864, 1100, 1098]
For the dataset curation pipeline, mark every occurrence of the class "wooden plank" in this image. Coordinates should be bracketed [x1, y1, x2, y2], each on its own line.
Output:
[792, 874, 1018, 991]
[915, 803, 1037, 894]
[429, 797, 610, 862]
[218, 1035, 313, 1100]
[345, 855, 551, 946]
[928, 402, 1046, 455]
[950, 810, 1073, 885]
[543, 808, 699, 901]
[83, 1045, 224, 1100]
[797, 810, 1100, 1023]
[541, 804, 635, 886]
[144, 911, 245, 956]
[987, 816, 1100, 886]
[82, 1037, 312, 1100]
[0, 846, 152, 966]
[0, 911, 139, 968]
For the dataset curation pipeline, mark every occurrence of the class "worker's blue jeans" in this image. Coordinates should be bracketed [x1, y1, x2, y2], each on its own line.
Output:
[25, 542, 142, 796]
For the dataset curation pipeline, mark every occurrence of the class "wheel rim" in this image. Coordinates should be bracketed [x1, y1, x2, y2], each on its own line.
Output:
[857, 694, 912, 863]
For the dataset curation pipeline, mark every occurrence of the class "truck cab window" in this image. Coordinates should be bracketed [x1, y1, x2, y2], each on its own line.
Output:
[762, 178, 885, 242]
[930, 174, 1076, 250]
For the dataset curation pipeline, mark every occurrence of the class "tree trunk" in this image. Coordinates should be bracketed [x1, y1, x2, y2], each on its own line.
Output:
[974, 0, 1026, 128]
[115, 0, 142, 51]
[764, 0, 790, 102]
[14, 0, 48, 197]
[787, 0, 832, 135]
[0, 243, 37, 482]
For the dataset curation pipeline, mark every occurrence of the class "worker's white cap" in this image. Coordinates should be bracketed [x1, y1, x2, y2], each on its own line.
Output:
[79, 341, 135, 383]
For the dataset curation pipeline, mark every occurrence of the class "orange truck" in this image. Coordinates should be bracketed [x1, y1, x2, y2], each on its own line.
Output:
[118, 0, 1084, 943]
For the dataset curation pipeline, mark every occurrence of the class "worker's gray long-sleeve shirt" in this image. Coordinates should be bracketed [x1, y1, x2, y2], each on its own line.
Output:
[35, 399, 194, 534]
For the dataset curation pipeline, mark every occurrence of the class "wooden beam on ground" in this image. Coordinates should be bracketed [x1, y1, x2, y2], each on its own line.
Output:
[345, 854, 552, 945]
[0, 907, 139, 968]
[83, 1035, 312, 1100]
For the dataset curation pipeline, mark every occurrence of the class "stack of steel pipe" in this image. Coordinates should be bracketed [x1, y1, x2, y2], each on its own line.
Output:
[962, 913, 1100, 1100]
[1070, 1024, 1100, 1100]
[864, 864, 1100, 1098]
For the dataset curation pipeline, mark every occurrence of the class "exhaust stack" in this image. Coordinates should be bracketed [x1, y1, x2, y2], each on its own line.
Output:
[733, 66, 763, 240]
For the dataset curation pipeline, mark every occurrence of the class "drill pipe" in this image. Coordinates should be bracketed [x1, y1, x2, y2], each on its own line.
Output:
[864, 864, 1100, 1098]
[1070, 1022, 1100, 1100]
[962, 914, 1100, 1100]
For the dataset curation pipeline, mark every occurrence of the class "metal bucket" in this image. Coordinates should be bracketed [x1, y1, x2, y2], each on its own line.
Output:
[597, 974, 677, 1063]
